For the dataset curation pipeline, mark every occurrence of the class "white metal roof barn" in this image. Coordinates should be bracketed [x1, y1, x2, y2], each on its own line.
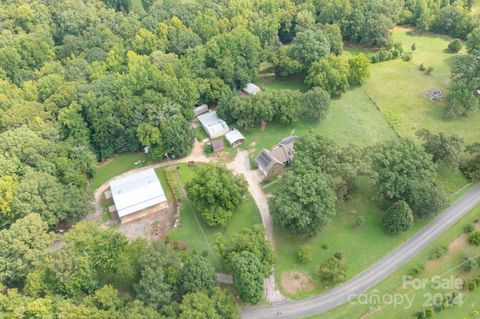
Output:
[109, 168, 167, 222]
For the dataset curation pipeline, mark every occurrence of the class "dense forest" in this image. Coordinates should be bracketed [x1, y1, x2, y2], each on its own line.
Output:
[0, 0, 479, 317]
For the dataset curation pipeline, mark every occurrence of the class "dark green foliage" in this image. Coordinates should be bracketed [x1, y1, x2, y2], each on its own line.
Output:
[134, 241, 181, 310]
[431, 246, 448, 259]
[178, 292, 220, 319]
[355, 216, 365, 228]
[466, 27, 480, 55]
[445, 55, 480, 119]
[464, 256, 478, 271]
[289, 29, 331, 70]
[162, 116, 195, 158]
[416, 129, 464, 167]
[371, 139, 446, 218]
[272, 168, 337, 238]
[448, 39, 462, 53]
[297, 245, 314, 264]
[187, 165, 247, 226]
[231, 251, 264, 304]
[215, 224, 273, 277]
[464, 223, 475, 234]
[318, 256, 347, 287]
[383, 201, 414, 233]
[0, 214, 54, 286]
[301, 87, 330, 122]
[461, 143, 480, 181]
[220, 88, 331, 130]
[179, 255, 216, 294]
[470, 232, 480, 246]
[306, 54, 350, 97]
[294, 134, 367, 201]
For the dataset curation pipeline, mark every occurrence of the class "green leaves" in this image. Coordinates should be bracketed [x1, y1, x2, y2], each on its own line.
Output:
[0, 214, 54, 286]
[231, 251, 264, 304]
[187, 165, 247, 227]
[383, 200, 414, 233]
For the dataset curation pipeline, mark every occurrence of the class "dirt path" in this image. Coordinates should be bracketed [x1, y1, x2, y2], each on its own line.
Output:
[227, 150, 285, 303]
[87, 144, 284, 303]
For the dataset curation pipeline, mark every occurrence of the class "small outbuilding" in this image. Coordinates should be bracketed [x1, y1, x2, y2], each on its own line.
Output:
[225, 129, 245, 147]
[242, 83, 261, 95]
[109, 168, 168, 224]
[194, 104, 208, 117]
[197, 111, 230, 139]
[211, 138, 224, 152]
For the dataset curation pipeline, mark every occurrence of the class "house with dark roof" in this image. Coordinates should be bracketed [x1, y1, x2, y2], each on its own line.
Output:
[255, 136, 295, 178]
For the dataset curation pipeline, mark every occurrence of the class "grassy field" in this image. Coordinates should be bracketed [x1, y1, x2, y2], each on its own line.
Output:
[165, 163, 262, 270]
[251, 27, 472, 299]
[307, 203, 480, 319]
[273, 177, 435, 299]
[363, 27, 480, 144]
[88, 153, 147, 192]
[241, 87, 398, 158]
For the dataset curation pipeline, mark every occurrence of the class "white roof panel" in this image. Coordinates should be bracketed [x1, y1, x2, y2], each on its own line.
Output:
[243, 83, 261, 95]
[197, 111, 229, 139]
[109, 168, 166, 218]
[225, 129, 245, 145]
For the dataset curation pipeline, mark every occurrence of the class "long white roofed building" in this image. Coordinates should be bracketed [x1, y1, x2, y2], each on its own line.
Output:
[109, 168, 168, 224]
[197, 111, 229, 139]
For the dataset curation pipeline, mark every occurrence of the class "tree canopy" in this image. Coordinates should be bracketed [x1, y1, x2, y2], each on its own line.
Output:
[187, 165, 247, 227]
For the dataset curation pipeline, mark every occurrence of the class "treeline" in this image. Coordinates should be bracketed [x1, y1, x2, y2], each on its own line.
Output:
[402, 0, 477, 39]
[218, 87, 330, 131]
[445, 27, 480, 118]
[0, 217, 244, 318]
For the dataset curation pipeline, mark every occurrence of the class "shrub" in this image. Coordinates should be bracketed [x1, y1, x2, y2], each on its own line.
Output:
[409, 264, 425, 277]
[411, 43, 416, 51]
[297, 245, 314, 264]
[334, 251, 344, 260]
[418, 63, 426, 71]
[383, 201, 414, 233]
[355, 216, 365, 228]
[425, 66, 433, 75]
[402, 52, 413, 61]
[447, 39, 462, 53]
[467, 280, 476, 291]
[470, 231, 480, 246]
[464, 223, 475, 233]
[321, 244, 328, 250]
[318, 256, 347, 287]
[464, 256, 478, 271]
[431, 245, 448, 259]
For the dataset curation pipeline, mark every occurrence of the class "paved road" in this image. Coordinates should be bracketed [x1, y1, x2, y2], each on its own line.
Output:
[242, 183, 480, 319]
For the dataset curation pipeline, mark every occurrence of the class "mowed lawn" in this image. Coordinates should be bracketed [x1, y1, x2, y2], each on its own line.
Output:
[309, 204, 480, 319]
[273, 177, 434, 299]
[241, 87, 398, 158]
[364, 27, 480, 144]
[166, 163, 262, 270]
[88, 153, 147, 192]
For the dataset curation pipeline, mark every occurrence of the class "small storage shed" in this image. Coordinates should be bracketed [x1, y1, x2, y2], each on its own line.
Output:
[242, 83, 261, 95]
[194, 104, 208, 117]
[225, 129, 245, 147]
[211, 139, 224, 152]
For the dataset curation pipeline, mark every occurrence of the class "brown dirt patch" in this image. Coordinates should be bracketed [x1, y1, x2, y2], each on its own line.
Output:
[426, 234, 469, 272]
[281, 271, 314, 294]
